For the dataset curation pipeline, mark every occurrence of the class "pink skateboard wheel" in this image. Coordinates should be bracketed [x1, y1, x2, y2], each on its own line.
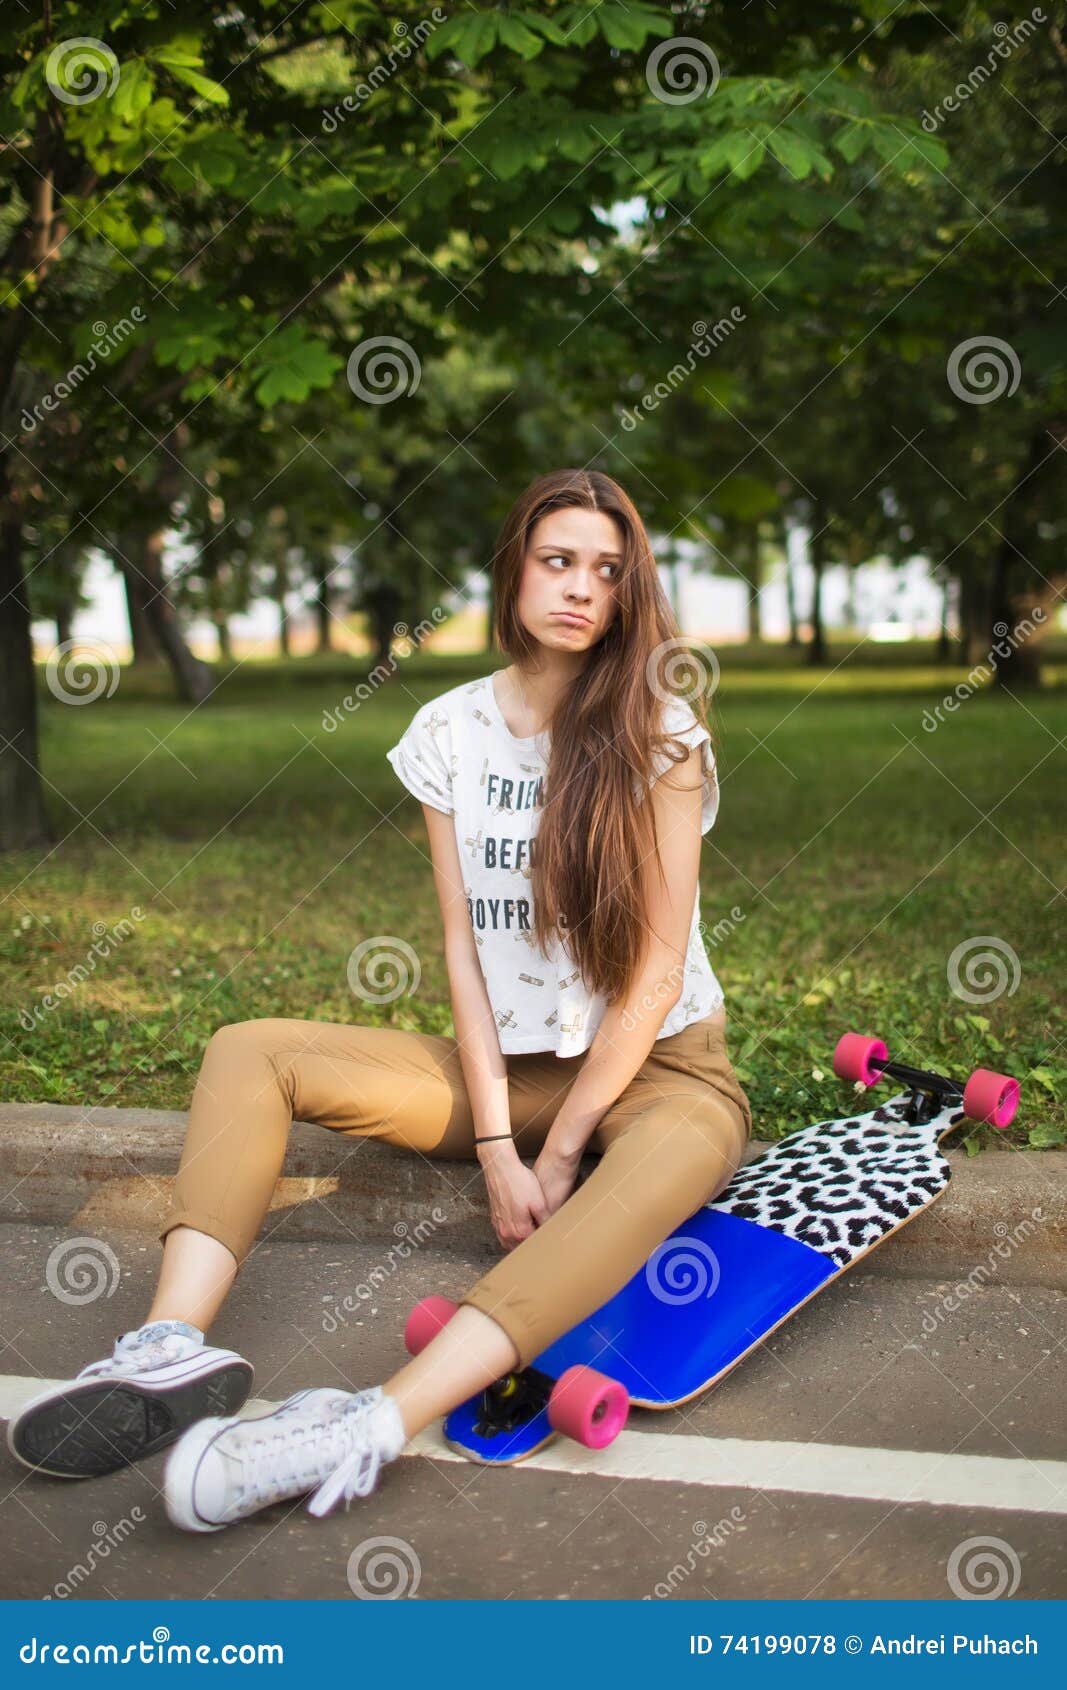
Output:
[962, 1068, 1020, 1129]
[832, 1033, 889, 1087]
[404, 1295, 459, 1356]
[548, 1365, 629, 1449]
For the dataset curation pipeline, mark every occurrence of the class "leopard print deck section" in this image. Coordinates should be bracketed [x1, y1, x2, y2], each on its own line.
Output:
[708, 1093, 966, 1269]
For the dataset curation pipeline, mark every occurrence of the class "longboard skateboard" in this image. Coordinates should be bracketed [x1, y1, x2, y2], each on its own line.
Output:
[404, 1035, 1019, 1466]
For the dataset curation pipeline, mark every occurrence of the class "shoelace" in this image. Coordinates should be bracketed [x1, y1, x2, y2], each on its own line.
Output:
[229, 1393, 383, 1519]
[77, 1330, 186, 1380]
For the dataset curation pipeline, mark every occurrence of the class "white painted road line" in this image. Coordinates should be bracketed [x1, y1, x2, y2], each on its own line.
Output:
[3, 1377, 1065, 1516]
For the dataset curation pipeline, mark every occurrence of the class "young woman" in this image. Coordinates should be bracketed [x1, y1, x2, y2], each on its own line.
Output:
[7, 468, 752, 1533]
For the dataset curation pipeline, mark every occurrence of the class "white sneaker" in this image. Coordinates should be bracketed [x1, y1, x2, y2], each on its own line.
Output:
[6, 1320, 254, 1479]
[163, 1385, 407, 1533]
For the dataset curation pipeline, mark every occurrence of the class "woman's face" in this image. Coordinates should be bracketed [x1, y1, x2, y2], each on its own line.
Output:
[515, 507, 623, 654]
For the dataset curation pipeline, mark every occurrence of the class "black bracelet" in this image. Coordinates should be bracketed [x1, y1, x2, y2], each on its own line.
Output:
[476, 1133, 514, 1144]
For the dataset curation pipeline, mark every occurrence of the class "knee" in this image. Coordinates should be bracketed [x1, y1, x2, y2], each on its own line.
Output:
[201, 1018, 291, 1068]
[612, 1105, 744, 1209]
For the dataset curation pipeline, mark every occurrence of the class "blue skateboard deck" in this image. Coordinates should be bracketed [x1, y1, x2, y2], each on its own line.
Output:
[444, 1087, 967, 1464]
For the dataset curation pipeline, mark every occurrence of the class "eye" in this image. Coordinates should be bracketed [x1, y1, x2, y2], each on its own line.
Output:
[542, 554, 620, 579]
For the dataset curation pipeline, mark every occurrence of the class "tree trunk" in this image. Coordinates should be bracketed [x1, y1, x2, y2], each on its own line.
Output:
[363, 578, 404, 672]
[275, 558, 291, 658]
[118, 527, 214, 703]
[955, 570, 986, 666]
[314, 564, 333, 654]
[0, 457, 52, 851]
[935, 573, 953, 662]
[807, 505, 827, 664]
[988, 428, 1057, 692]
[55, 597, 74, 648]
[213, 614, 232, 662]
[785, 526, 801, 647]
[121, 563, 165, 665]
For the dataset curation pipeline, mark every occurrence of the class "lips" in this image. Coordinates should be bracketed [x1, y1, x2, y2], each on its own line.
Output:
[552, 613, 591, 627]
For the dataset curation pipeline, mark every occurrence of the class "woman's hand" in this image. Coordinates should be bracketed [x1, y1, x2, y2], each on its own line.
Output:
[478, 1142, 550, 1251]
[532, 1143, 584, 1218]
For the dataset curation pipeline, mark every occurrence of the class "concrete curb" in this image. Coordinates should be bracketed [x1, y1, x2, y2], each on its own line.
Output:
[2, 1102, 1065, 1288]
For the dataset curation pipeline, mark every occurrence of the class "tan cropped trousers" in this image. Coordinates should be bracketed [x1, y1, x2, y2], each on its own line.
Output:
[159, 1012, 753, 1371]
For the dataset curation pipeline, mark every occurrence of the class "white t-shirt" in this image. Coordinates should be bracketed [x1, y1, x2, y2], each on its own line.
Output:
[386, 672, 725, 1057]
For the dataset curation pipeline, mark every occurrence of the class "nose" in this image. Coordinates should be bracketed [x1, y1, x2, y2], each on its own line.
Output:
[564, 568, 594, 603]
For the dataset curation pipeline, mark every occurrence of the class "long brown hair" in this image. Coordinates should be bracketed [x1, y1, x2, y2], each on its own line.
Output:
[490, 468, 718, 1006]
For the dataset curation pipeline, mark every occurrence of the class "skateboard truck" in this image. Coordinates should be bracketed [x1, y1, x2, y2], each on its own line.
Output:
[832, 1034, 1019, 1129]
[473, 1367, 554, 1439]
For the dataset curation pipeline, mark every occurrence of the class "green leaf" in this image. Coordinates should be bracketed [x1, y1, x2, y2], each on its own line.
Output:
[1028, 1123, 1066, 1149]
[498, 16, 544, 60]
[251, 326, 343, 406]
[162, 63, 229, 106]
[833, 124, 870, 164]
[731, 139, 765, 181]
[1028, 1067, 1058, 1095]
[490, 132, 539, 181]
[766, 129, 817, 180]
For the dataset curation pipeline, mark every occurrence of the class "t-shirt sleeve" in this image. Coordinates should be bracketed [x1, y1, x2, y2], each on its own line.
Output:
[650, 697, 719, 835]
[385, 703, 455, 815]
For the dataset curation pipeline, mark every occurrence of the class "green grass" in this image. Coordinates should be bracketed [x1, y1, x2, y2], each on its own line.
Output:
[2, 641, 1064, 1151]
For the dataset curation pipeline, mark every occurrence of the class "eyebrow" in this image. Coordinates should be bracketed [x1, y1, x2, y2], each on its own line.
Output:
[537, 544, 623, 561]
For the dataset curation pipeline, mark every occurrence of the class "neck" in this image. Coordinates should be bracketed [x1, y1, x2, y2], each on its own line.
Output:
[510, 651, 586, 725]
